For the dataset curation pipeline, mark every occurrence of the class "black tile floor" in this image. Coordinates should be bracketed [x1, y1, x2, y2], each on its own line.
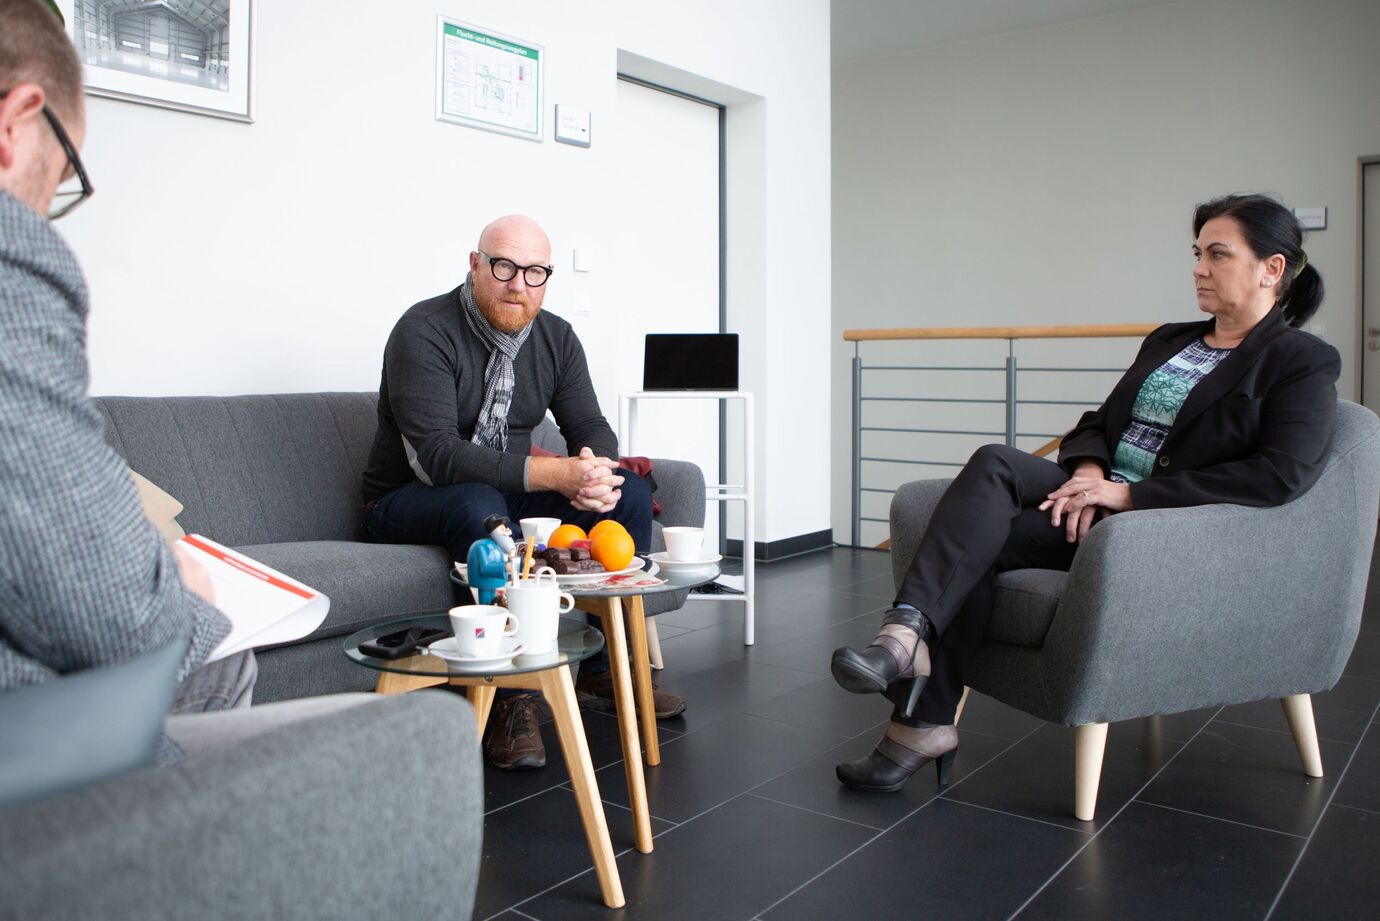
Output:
[474, 544, 1380, 921]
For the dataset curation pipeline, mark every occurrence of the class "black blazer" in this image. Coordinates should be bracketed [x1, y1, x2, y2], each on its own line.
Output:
[1057, 307, 1341, 510]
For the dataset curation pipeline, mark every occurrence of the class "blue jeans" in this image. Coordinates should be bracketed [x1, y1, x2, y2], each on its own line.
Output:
[364, 468, 654, 684]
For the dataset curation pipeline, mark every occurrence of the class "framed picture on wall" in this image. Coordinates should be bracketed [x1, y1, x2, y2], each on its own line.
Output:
[55, 0, 254, 123]
[434, 16, 543, 142]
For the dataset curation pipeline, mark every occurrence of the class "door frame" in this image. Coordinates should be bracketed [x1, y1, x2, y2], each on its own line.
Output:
[1361, 155, 1380, 408]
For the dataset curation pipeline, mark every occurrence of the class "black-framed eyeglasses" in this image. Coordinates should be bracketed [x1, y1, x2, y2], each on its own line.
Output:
[0, 91, 93, 220]
[477, 250, 553, 287]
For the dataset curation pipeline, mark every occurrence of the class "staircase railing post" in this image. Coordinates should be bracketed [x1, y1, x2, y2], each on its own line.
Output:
[852, 344, 863, 548]
[1004, 340, 1018, 447]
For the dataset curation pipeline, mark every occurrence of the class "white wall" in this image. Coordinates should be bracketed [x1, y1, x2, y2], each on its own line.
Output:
[58, 0, 832, 549]
[831, 0, 1380, 545]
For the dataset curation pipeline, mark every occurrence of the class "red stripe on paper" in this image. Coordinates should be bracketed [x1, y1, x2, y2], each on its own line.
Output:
[182, 535, 316, 600]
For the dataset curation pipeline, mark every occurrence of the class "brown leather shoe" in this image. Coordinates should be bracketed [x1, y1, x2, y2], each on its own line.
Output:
[484, 696, 546, 770]
[574, 668, 687, 719]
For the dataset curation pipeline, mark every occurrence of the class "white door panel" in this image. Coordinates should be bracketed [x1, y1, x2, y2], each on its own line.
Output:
[612, 79, 724, 547]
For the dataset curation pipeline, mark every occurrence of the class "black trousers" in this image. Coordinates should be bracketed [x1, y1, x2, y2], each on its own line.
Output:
[894, 444, 1087, 724]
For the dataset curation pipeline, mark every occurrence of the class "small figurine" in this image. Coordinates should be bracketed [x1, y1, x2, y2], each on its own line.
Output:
[466, 515, 517, 603]
[484, 514, 518, 558]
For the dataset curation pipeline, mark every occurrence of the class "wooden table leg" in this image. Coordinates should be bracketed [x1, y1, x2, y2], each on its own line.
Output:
[464, 683, 497, 735]
[584, 597, 654, 854]
[625, 596, 660, 767]
[645, 617, 664, 670]
[540, 665, 625, 909]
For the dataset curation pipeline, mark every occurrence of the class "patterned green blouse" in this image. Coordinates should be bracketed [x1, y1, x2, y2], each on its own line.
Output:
[1110, 338, 1232, 483]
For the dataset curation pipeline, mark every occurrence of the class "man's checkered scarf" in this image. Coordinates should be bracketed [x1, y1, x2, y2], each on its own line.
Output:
[459, 274, 532, 451]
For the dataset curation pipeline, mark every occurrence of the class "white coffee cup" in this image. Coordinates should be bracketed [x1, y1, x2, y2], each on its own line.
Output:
[504, 569, 575, 655]
[519, 517, 562, 548]
[662, 526, 706, 562]
[448, 604, 519, 658]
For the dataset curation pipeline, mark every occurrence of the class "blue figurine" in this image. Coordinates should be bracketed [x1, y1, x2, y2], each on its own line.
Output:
[466, 514, 517, 603]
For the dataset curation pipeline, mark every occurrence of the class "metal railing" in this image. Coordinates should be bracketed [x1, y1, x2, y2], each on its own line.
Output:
[846, 324, 1157, 548]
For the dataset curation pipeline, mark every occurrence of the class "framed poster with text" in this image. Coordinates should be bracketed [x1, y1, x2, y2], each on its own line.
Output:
[435, 17, 543, 142]
[57, 0, 254, 122]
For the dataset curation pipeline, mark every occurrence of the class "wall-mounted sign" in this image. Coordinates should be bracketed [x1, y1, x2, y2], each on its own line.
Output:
[435, 17, 543, 142]
[554, 105, 592, 148]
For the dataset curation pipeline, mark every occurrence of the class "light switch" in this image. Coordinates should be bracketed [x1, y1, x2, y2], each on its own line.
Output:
[1293, 206, 1327, 230]
[572, 248, 592, 273]
[574, 294, 592, 317]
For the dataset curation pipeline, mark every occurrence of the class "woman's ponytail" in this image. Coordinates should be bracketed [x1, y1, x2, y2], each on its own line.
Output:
[1280, 261, 1323, 328]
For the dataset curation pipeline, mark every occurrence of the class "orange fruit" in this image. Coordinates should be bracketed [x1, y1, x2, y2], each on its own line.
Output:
[547, 524, 587, 549]
[589, 519, 629, 542]
[591, 528, 636, 572]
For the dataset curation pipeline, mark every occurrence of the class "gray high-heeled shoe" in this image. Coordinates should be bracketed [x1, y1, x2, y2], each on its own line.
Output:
[830, 607, 932, 716]
[836, 723, 958, 793]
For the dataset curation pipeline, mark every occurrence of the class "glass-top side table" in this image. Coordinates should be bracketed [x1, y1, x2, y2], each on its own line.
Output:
[342, 614, 623, 909]
[450, 560, 720, 856]
[448, 558, 719, 599]
[344, 612, 605, 679]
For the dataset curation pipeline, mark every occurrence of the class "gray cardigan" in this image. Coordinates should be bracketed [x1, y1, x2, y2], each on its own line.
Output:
[0, 190, 228, 690]
[363, 285, 618, 501]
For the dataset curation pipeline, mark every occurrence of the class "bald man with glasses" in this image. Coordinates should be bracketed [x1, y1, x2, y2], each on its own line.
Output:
[363, 214, 686, 770]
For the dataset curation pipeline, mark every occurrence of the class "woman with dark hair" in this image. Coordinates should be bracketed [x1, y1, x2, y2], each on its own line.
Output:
[830, 193, 1340, 792]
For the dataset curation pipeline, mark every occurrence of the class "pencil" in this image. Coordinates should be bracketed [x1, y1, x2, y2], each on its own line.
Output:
[521, 538, 536, 580]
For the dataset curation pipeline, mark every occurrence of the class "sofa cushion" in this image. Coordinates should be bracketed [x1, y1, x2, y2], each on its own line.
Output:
[235, 541, 455, 641]
[130, 470, 186, 542]
[988, 569, 1067, 648]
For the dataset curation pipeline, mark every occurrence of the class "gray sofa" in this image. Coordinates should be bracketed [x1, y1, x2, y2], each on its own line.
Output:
[93, 392, 706, 701]
[889, 399, 1380, 819]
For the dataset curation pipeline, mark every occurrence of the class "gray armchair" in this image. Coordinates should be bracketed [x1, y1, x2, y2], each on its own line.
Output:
[889, 400, 1380, 820]
[0, 691, 483, 920]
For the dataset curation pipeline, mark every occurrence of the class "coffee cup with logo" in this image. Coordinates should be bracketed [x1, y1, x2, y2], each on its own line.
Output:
[448, 604, 519, 658]
[504, 568, 574, 654]
[662, 526, 706, 562]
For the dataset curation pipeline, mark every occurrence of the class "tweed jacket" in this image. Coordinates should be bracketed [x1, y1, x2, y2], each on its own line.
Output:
[0, 190, 227, 690]
[1058, 308, 1341, 510]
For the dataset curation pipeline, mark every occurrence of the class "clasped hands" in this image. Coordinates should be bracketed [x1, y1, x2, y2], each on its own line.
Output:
[531, 446, 624, 513]
[1037, 463, 1133, 544]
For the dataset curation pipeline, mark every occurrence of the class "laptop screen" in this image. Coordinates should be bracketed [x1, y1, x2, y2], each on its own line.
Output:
[642, 333, 739, 391]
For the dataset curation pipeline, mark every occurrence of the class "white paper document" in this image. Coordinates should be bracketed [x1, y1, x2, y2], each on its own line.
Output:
[178, 534, 330, 662]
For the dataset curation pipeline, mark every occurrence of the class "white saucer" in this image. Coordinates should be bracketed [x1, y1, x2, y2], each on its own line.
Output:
[648, 551, 722, 573]
[424, 637, 524, 670]
[556, 556, 649, 586]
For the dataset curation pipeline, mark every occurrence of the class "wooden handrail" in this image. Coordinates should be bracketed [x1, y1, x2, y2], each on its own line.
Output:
[843, 324, 1158, 342]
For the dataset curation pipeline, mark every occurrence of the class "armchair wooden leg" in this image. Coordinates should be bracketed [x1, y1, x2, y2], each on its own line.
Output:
[954, 686, 971, 726]
[1074, 722, 1108, 822]
[1281, 694, 1324, 778]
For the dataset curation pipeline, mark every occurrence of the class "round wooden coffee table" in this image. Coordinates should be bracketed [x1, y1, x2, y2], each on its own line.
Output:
[343, 615, 624, 908]
[451, 560, 720, 855]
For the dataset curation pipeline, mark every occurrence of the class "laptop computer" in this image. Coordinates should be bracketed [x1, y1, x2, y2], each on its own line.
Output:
[642, 333, 739, 391]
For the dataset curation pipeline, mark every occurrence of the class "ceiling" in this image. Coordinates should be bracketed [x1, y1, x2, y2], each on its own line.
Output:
[832, 0, 1184, 64]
